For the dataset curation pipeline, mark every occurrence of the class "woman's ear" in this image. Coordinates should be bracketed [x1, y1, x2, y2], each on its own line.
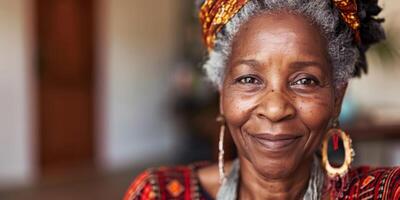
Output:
[333, 82, 348, 119]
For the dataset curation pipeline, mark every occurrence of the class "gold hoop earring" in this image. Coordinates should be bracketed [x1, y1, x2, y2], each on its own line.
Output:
[217, 115, 226, 184]
[321, 120, 355, 178]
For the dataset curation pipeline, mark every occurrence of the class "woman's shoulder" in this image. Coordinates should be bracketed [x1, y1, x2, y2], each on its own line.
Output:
[123, 161, 215, 200]
[341, 165, 400, 199]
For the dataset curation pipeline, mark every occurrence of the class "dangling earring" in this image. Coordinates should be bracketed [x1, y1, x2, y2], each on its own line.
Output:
[321, 119, 355, 197]
[216, 115, 226, 184]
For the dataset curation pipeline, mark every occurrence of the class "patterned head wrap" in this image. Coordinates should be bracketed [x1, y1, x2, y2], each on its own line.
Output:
[199, 0, 361, 51]
[332, 0, 361, 43]
[199, 0, 249, 51]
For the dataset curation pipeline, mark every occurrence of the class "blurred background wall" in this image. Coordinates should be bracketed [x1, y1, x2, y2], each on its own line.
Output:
[97, 0, 183, 171]
[0, 0, 398, 199]
[345, 0, 400, 166]
[0, 0, 34, 188]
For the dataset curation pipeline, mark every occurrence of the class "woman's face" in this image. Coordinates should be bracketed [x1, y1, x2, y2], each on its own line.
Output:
[220, 11, 347, 179]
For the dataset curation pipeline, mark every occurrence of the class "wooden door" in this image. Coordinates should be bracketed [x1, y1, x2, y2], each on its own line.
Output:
[36, 0, 95, 175]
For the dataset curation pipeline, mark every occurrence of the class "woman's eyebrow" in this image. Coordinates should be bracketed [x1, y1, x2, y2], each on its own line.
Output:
[231, 59, 260, 68]
[289, 61, 325, 70]
[233, 60, 324, 69]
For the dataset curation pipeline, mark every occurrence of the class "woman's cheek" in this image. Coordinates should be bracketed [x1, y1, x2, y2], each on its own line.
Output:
[222, 90, 257, 127]
[296, 95, 333, 133]
[222, 90, 257, 157]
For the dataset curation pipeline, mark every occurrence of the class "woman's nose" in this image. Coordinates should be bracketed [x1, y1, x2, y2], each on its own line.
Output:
[255, 91, 296, 122]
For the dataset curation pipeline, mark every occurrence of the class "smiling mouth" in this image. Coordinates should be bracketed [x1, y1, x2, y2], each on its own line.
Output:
[249, 133, 302, 151]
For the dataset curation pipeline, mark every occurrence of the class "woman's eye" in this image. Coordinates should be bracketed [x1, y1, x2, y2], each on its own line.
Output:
[236, 76, 261, 85]
[292, 78, 319, 86]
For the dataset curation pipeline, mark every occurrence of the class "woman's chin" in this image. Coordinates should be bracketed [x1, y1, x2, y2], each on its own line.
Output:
[244, 145, 306, 180]
[252, 157, 301, 179]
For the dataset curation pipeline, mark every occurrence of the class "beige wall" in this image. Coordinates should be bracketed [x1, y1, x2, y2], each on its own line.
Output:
[0, 0, 34, 188]
[97, 0, 184, 170]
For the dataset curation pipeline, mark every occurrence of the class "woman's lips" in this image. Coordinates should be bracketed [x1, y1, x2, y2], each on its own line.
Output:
[249, 133, 302, 152]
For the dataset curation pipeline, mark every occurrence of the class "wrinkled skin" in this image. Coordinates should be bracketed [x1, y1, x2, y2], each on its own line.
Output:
[217, 11, 347, 199]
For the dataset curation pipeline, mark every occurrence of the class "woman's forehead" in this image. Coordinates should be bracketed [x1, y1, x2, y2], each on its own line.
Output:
[230, 11, 328, 62]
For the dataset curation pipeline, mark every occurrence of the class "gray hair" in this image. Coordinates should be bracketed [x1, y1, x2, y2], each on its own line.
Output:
[202, 0, 359, 88]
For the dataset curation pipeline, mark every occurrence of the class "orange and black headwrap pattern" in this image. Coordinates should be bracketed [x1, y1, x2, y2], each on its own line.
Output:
[333, 0, 361, 43]
[199, 0, 249, 51]
[199, 0, 362, 51]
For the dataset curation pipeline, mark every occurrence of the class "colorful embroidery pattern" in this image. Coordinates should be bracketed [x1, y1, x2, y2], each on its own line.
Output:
[125, 163, 400, 200]
[123, 162, 211, 200]
[337, 166, 400, 200]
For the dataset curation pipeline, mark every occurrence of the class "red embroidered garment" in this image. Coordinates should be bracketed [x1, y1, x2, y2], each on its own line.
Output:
[123, 162, 213, 200]
[124, 163, 400, 200]
[337, 166, 400, 200]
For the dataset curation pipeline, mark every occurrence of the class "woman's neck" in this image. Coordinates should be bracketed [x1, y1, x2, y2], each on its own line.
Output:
[238, 157, 313, 200]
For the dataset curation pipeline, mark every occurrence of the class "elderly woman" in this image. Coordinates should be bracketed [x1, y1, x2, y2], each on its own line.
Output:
[124, 0, 399, 199]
